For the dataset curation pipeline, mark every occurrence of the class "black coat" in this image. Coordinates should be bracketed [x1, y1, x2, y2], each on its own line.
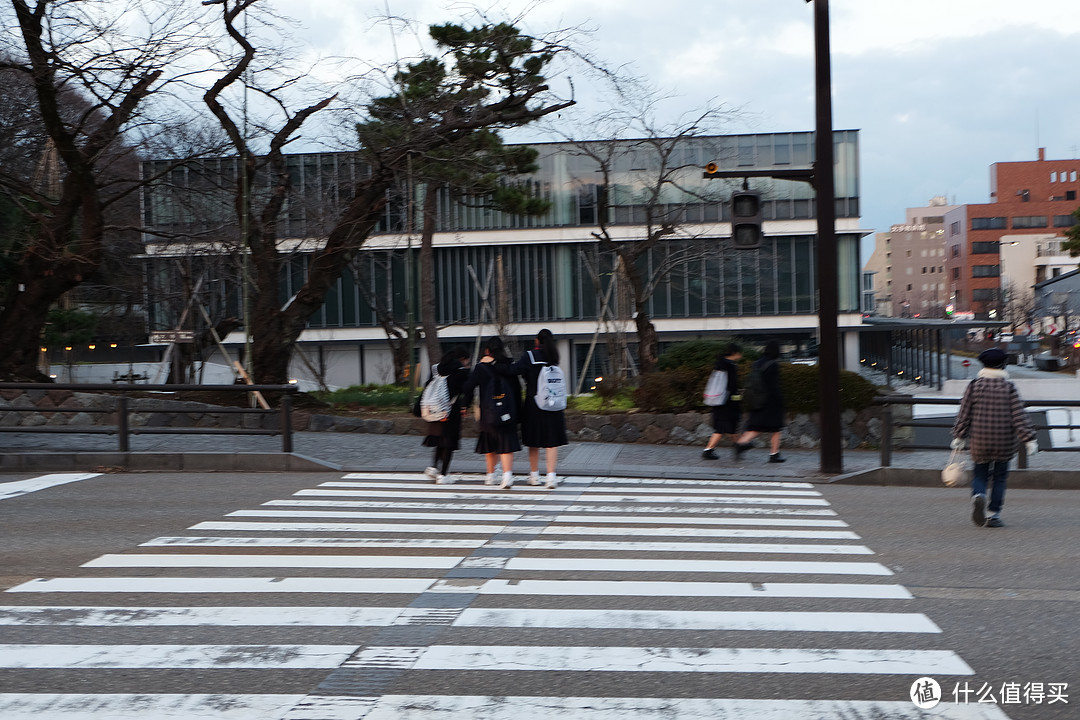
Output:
[745, 357, 785, 432]
[421, 359, 470, 449]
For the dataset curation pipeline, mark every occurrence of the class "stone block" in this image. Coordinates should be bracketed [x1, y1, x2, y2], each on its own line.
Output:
[597, 424, 617, 442]
[361, 418, 394, 434]
[642, 424, 669, 444]
[20, 413, 47, 427]
[565, 414, 586, 432]
[574, 427, 601, 442]
[616, 423, 641, 443]
[647, 413, 676, 431]
[307, 414, 337, 432]
[674, 412, 703, 430]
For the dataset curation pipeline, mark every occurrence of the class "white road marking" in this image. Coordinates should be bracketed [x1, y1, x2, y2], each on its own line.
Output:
[265, 499, 839, 516]
[380, 644, 975, 675]
[142, 536, 486, 549]
[472, 579, 912, 599]
[233, 508, 847, 527]
[190, 521, 508, 534]
[0, 606, 938, 633]
[538, 525, 859, 539]
[0, 473, 101, 501]
[505, 557, 892, 575]
[326, 480, 822, 497]
[6, 577, 437, 594]
[294, 488, 830, 506]
[0, 694, 306, 720]
[453, 608, 940, 633]
[552, 514, 847, 526]
[0, 644, 356, 669]
[6, 576, 912, 598]
[0, 606, 402, 626]
[81, 554, 464, 569]
[498, 540, 873, 554]
[232, 509, 523, 522]
[179, 521, 859, 541]
[361, 695, 1012, 719]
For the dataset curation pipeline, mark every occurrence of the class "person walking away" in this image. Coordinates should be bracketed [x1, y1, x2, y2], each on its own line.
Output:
[514, 329, 568, 489]
[462, 336, 522, 489]
[733, 340, 786, 463]
[702, 342, 743, 460]
[421, 347, 471, 484]
[951, 347, 1037, 528]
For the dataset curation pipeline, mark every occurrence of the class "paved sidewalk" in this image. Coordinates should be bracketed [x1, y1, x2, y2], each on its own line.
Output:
[3, 429, 1078, 485]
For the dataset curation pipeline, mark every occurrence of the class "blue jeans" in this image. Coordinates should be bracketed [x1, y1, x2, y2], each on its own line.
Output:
[972, 460, 1009, 514]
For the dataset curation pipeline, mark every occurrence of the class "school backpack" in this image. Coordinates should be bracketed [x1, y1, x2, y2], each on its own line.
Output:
[702, 369, 728, 406]
[742, 359, 775, 411]
[528, 350, 568, 411]
[484, 371, 518, 427]
[419, 365, 454, 422]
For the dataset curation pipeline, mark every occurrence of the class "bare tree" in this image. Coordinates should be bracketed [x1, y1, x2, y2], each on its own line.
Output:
[551, 92, 740, 373]
[0, 0, 204, 380]
[199, 3, 575, 383]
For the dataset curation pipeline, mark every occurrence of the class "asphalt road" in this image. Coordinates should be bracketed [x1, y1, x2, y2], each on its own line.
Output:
[0, 469, 1075, 719]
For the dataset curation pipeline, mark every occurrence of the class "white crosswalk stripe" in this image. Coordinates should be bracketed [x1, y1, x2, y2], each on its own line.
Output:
[0, 473, 1010, 719]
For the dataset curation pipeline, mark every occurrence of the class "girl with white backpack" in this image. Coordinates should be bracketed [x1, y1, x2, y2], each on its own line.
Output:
[420, 347, 471, 484]
[513, 329, 568, 489]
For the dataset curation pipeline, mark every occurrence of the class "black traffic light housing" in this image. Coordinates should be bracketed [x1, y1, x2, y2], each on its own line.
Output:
[730, 190, 763, 249]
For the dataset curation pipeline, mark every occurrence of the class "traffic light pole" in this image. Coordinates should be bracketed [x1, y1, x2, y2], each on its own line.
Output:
[812, 0, 842, 474]
[703, 0, 843, 474]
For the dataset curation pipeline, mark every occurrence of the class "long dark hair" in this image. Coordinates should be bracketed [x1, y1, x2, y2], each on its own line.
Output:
[484, 336, 508, 360]
[440, 346, 468, 365]
[537, 328, 559, 365]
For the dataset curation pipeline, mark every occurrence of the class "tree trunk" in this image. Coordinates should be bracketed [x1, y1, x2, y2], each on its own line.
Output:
[620, 251, 659, 374]
[419, 186, 441, 364]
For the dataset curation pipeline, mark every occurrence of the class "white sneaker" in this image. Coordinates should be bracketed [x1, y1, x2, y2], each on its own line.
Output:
[436, 474, 456, 485]
[500, 472, 514, 490]
[545, 472, 558, 489]
[423, 466, 439, 481]
[527, 472, 541, 486]
[483, 473, 497, 486]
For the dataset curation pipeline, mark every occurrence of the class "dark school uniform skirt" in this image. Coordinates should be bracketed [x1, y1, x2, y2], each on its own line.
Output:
[520, 402, 568, 448]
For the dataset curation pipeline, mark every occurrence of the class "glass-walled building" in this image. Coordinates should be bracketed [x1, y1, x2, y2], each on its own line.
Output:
[142, 130, 866, 388]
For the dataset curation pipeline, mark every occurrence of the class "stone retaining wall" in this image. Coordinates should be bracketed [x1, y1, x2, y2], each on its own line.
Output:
[1, 389, 906, 449]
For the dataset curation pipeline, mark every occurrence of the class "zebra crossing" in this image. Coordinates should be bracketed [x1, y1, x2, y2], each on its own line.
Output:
[0, 471, 1010, 719]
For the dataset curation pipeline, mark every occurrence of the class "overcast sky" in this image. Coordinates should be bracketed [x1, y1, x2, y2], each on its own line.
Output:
[273, 0, 1080, 257]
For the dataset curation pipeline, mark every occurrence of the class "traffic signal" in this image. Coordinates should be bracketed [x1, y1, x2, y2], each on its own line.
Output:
[730, 190, 763, 249]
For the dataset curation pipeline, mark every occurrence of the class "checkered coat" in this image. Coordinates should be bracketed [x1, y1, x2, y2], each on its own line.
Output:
[952, 368, 1036, 463]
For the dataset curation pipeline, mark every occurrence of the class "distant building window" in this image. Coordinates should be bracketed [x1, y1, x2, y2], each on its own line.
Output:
[906, 284, 912, 291]
[1012, 216, 1048, 229]
[1051, 172, 1058, 182]
[1072, 170, 1078, 182]
[923, 216, 945, 224]
[971, 217, 1006, 230]
[972, 265, 1000, 278]
[1054, 214, 1077, 228]
[950, 221, 961, 235]
[972, 288, 998, 302]
[951, 244, 960, 257]
[952, 267, 960, 280]
[971, 241, 999, 254]
[1068, 190, 1077, 201]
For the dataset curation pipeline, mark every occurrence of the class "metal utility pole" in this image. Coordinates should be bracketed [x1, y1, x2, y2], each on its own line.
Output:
[812, 0, 842, 474]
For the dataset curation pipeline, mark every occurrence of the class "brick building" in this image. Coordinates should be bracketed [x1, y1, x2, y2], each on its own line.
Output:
[944, 148, 1080, 320]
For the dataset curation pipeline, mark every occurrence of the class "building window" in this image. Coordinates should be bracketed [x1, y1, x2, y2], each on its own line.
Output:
[952, 267, 960, 280]
[1051, 172, 1058, 182]
[971, 217, 1007, 230]
[1012, 216, 1048, 229]
[972, 265, 1000, 278]
[971, 241, 999, 254]
[951, 245, 960, 257]
[1054, 214, 1076, 228]
[972, 288, 998, 302]
[950, 221, 960, 236]
[1068, 190, 1077, 201]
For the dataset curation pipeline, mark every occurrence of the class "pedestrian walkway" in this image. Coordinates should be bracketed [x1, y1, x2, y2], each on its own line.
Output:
[0, 471, 1011, 719]
[3, 429, 1079, 485]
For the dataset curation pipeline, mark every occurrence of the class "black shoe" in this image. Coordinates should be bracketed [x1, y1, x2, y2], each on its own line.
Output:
[972, 494, 987, 527]
[986, 516, 1005, 528]
[768, 453, 786, 463]
[701, 448, 718, 460]
[733, 442, 750, 460]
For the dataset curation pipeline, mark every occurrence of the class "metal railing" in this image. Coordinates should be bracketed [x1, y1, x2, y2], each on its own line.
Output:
[875, 395, 1080, 469]
[0, 383, 298, 453]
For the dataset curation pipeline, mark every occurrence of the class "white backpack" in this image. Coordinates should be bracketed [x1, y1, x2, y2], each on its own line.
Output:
[528, 350, 567, 411]
[703, 369, 728, 406]
[419, 365, 454, 421]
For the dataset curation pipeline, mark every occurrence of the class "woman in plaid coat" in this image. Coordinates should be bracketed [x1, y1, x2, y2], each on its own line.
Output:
[951, 348, 1036, 528]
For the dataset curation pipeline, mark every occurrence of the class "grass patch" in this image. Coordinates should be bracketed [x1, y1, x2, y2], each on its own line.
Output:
[314, 384, 413, 409]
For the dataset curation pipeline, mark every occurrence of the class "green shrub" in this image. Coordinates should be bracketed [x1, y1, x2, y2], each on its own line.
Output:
[634, 362, 883, 415]
[315, 384, 412, 409]
[568, 393, 635, 412]
[657, 339, 755, 372]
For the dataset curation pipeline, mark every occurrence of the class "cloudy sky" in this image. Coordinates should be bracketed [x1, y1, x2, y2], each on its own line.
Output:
[272, 0, 1080, 256]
